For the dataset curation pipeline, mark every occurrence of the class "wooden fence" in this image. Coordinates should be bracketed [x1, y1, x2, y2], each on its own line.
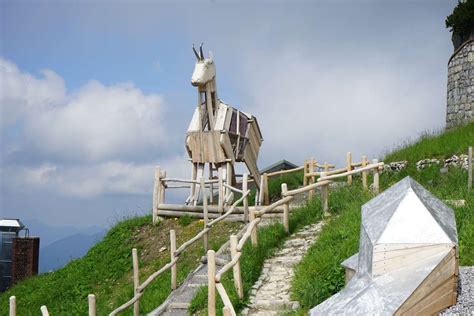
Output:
[8, 152, 383, 316]
[206, 155, 384, 315]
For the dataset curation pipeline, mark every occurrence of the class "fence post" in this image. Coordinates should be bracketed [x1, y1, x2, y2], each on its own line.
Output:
[9, 296, 15, 316]
[208, 250, 216, 316]
[170, 230, 177, 290]
[223, 306, 232, 316]
[324, 161, 329, 172]
[153, 166, 162, 225]
[230, 235, 244, 299]
[40, 306, 49, 316]
[258, 175, 264, 206]
[281, 183, 290, 233]
[303, 159, 308, 186]
[88, 294, 96, 316]
[372, 159, 380, 194]
[249, 209, 258, 247]
[468, 146, 472, 192]
[320, 172, 329, 217]
[132, 248, 140, 316]
[243, 173, 249, 222]
[201, 177, 209, 252]
[361, 155, 368, 190]
[160, 170, 166, 204]
[263, 173, 270, 205]
[218, 169, 224, 213]
[347, 152, 353, 185]
[309, 158, 316, 198]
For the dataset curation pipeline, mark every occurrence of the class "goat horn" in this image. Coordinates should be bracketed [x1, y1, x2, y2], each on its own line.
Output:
[192, 44, 200, 61]
[199, 43, 204, 60]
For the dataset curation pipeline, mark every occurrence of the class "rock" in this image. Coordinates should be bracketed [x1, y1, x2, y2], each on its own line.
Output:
[444, 200, 466, 207]
[383, 161, 408, 172]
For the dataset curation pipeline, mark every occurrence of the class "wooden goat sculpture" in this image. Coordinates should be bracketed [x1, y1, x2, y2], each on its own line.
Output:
[185, 44, 263, 205]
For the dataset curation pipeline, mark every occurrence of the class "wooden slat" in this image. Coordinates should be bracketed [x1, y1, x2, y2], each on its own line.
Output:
[396, 248, 456, 315]
[373, 245, 453, 276]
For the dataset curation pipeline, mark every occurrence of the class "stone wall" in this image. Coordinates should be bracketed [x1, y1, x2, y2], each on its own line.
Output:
[446, 40, 474, 128]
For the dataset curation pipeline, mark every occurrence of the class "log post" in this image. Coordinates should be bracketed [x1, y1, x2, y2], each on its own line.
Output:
[249, 209, 258, 247]
[263, 173, 269, 205]
[153, 166, 162, 225]
[309, 158, 315, 198]
[218, 169, 224, 213]
[226, 162, 232, 197]
[361, 155, 368, 190]
[372, 159, 380, 194]
[201, 177, 209, 252]
[40, 306, 49, 316]
[9, 296, 15, 316]
[132, 248, 140, 316]
[170, 230, 177, 290]
[258, 175, 264, 206]
[347, 152, 353, 185]
[324, 161, 329, 172]
[242, 173, 249, 222]
[230, 235, 243, 299]
[303, 159, 308, 186]
[223, 306, 232, 316]
[88, 294, 96, 316]
[209, 164, 214, 204]
[208, 250, 216, 316]
[281, 183, 290, 233]
[320, 172, 329, 217]
[160, 170, 166, 206]
[190, 163, 197, 203]
[469, 146, 472, 192]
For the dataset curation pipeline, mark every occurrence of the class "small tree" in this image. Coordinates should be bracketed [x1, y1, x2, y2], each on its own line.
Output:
[446, 0, 474, 41]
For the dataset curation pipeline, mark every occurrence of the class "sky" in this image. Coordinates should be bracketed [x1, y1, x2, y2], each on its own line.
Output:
[0, 0, 458, 228]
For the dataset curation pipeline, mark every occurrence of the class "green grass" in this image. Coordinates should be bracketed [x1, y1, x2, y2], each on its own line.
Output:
[0, 215, 240, 315]
[383, 122, 474, 163]
[189, 197, 324, 315]
[290, 123, 474, 312]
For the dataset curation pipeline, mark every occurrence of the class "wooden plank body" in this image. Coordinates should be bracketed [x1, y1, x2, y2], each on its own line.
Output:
[395, 247, 457, 315]
[372, 243, 453, 276]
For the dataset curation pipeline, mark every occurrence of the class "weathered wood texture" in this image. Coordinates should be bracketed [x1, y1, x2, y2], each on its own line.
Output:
[395, 248, 457, 315]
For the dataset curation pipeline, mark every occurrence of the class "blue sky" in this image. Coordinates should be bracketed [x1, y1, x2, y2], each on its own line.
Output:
[0, 0, 457, 227]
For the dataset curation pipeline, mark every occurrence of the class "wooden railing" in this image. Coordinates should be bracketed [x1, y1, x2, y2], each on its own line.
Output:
[108, 177, 251, 315]
[8, 152, 383, 316]
[206, 155, 384, 315]
[8, 295, 97, 316]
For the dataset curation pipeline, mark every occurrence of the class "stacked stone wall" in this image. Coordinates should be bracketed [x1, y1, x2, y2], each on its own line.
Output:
[447, 40, 474, 128]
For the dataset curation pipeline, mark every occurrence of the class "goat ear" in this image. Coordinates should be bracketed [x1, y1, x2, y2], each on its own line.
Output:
[208, 51, 214, 61]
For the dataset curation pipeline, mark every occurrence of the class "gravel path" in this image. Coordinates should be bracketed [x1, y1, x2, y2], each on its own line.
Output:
[241, 221, 324, 316]
[441, 266, 474, 315]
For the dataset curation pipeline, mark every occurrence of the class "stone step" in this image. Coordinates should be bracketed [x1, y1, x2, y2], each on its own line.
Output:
[169, 302, 190, 310]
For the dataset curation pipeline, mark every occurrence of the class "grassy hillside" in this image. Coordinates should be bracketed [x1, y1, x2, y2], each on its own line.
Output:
[1, 170, 304, 314]
[0, 215, 241, 314]
[291, 122, 474, 312]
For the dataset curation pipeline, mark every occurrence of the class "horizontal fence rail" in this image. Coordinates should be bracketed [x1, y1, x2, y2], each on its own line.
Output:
[207, 153, 385, 315]
[13, 152, 388, 315]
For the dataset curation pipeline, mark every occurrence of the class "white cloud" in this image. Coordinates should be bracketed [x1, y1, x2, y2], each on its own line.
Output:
[25, 80, 165, 161]
[240, 48, 446, 166]
[1, 58, 188, 199]
[0, 58, 66, 126]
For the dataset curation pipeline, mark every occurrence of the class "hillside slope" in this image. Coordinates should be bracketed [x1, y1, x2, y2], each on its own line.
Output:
[0, 215, 240, 314]
[291, 122, 474, 312]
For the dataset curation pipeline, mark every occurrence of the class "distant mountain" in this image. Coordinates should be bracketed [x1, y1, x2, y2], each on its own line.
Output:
[23, 219, 105, 248]
[40, 231, 105, 273]
[20, 219, 106, 273]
